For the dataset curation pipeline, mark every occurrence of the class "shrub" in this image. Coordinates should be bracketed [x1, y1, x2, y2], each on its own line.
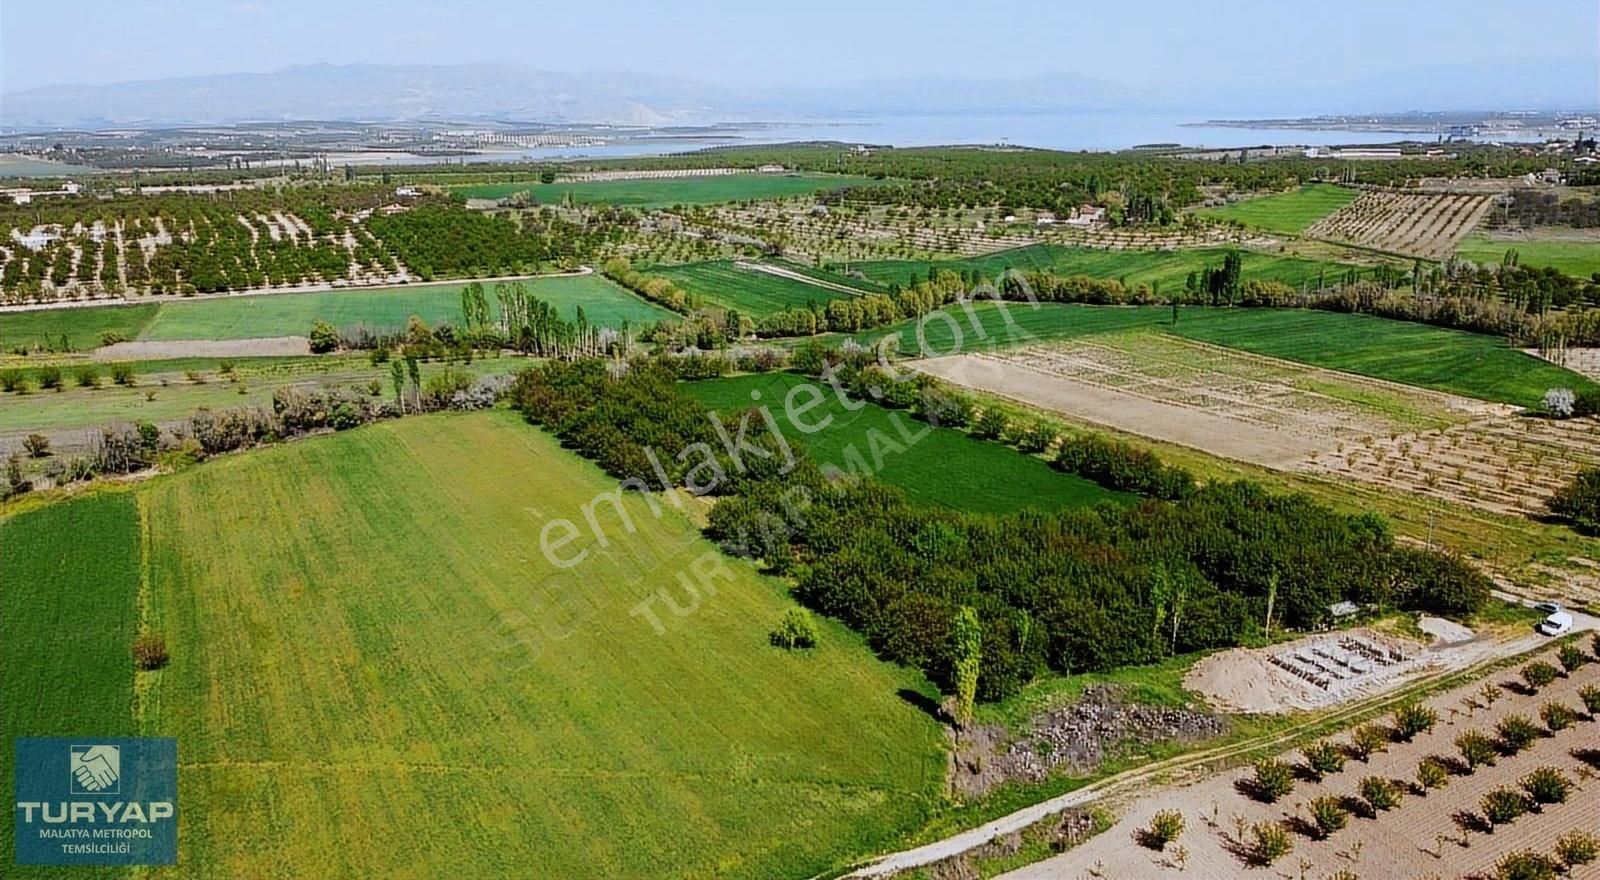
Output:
[0, 368, 25, 392]
[4, 454, 29, 498]
[1017, 420, 1056, 453]
[1540, 702, 1577, 732]
[73, 364, 100, 387]
[1481, 787, 1530, 827]
[1307, 795, 1347, 839]
[38, 365, 63, 390]
[1557, 831, 1600, 869]
[1520, 766, 1571, 806]
[918, 386, 972, 428]
[1142, 809, 1184, 850]
[1548, 467, 1600, 534]
[1558, 643, 1587, 674]
[1580, 684, 1600, 716]
[1457, 729, 1497, 770]
[132, 634, 169, 670]
[1349, 723, 1389, 762]
[1416, 757, 1449, 791]
[1250, 758, 1294, 802]
[1496, 851, 1558, 880]
[309, 319, 340, 353]
[1522, 661, 1559, 691]
[1392, 701, 1438, 741]
[110, 362, 135, 386]
[1497, 714, 1541, 753]
[1359, 775, 1402, 812]
[1249, 821, 1291, 865]
[1544, 388, 1577, 417]
[769, 608, 818, 650]
[22, 434, 50, 458]
[972, 407, 1008, 440]
[1301, 740, 1346, 780]
[99, 330, 128, 347]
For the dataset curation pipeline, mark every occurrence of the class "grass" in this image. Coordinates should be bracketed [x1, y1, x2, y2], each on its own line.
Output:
[1, 494, 142, 875]
[117, 411, 943, 878]
[647, 261, 857, 316]
[136, 275, 672, 341]
[455, 173, 884, 207]
[1457, 235, 1600, 279]
[683, 372, 1130, 514]
[1196, 184, 1360, 235]
[0, 303, 159, 353]
[851, 243, 1370, 292]
[851, 302, 1598, 408]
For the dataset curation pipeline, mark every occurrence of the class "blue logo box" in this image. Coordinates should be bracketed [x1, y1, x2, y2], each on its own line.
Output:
[13, 737, 177, 865]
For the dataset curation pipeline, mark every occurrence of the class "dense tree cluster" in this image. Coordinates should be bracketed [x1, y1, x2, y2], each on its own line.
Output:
[1548, 467, 1600, 534]
[1486, 190, 1600, 230]
[512, 357, 1491, 703]
[364, 204, 548, 280]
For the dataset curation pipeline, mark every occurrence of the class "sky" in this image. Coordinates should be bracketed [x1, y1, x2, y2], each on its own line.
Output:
[2, 0, 1596, 101]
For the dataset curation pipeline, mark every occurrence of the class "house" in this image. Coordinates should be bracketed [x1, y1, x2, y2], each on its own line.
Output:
[756, 164, 786, 174]
[394, 185, 420, 198]
[1034, 212, 1057, 226]
[1065, 205, 1106, 227]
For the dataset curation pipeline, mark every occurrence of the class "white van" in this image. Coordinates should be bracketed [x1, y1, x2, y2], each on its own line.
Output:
[1537, 611, 1574, 637]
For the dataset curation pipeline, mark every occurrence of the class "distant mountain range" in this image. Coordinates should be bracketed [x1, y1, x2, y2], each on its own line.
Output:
[1, 60, 1594, 130]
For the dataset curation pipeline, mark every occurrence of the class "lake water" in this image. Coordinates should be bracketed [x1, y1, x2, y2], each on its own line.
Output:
[454, 110, 1498, 163]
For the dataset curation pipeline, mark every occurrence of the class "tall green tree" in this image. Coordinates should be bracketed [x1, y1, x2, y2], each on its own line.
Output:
[952, 606, 982, 727]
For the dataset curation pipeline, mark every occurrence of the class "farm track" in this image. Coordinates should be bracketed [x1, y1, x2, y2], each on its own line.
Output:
[845, 626, 1589, 878]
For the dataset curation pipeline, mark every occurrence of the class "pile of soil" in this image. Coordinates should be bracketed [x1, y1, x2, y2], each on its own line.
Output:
[952, 686, 1224, 798]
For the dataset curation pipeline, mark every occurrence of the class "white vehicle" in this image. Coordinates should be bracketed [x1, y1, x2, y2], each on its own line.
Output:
[1537, 611, 1574, 637]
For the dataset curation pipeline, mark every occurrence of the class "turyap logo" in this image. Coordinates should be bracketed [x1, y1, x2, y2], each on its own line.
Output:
[14, 737, 177, 865]
[69, 745, 121, 794]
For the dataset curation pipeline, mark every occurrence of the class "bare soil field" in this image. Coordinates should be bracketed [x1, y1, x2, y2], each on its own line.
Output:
[913, 334, 1473, 469]
[1006, 645, 1600, 880]
[1307, 190, 1496, 259]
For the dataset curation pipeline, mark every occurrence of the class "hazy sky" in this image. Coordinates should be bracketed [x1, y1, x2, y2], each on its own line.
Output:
[2, 0, 1595, 95]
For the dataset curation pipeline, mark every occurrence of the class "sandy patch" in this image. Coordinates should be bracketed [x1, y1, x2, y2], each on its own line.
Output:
[93, 337, 311, 360]
[1417, 616, 1474, 644]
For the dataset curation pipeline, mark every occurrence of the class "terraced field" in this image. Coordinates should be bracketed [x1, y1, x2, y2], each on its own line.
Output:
[1307, 190, 1497, 259]
[685, 372, 1130, 514]
[455, 172, 883, 207]
[1, 411, 946, 879]
[647, 261, 857, 316]
[1197, 184, 1360, 234]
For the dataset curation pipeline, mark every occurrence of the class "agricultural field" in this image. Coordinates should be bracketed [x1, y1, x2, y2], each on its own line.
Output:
[912, 332, 1468, 471]
[1458, 233, 1600, 278]
[1, 411, 947, 878]
[1013, 642, 1600, 880]
[645, 260, 858, 316]
[0, 274, 672, 352]
[1197, 183, 1360, 234]
[850, 244, 1368, 293]
[454, 172, 883, 207]
[854, 303, 1595, 409]
[1306, 190, 1497, 259]
[684, 372, 1129, 514]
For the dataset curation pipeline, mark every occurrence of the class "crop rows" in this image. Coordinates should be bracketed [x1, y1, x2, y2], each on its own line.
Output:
[1306, 190, 1495, 259]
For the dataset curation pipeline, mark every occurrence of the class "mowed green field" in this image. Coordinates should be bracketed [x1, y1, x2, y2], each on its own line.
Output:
[648, 261, 857, 316]
[0, 412, 944, 878]
[1457, 235, 1600, 278]
[685, 372, 1129, 514]
[1196, 184, 1359, 234]
[1, 495, 142, 875]
[853, 243, 1367, 291]
[0, 275, 673, 350]
[455, 173, 883, 207]
[853, 302, 1597, 407]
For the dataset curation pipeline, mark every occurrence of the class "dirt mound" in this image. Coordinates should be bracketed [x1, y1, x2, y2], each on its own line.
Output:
[952, 686, 1224, 798]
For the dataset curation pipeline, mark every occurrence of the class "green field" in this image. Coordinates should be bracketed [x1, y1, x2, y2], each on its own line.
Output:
[647, 261, 858, 316]
[0, 275, 672, 350]
[1196, 184, 1359, 234]
[1457, 234, 1600, 278]
[685, 372, 1129, 514]
[853, 243, 1368, 291]
[853, 302, 1597, 407]
[1, 412, 944, 878]
[455, 173, 883, 207]
[1, 495, 142, 874]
